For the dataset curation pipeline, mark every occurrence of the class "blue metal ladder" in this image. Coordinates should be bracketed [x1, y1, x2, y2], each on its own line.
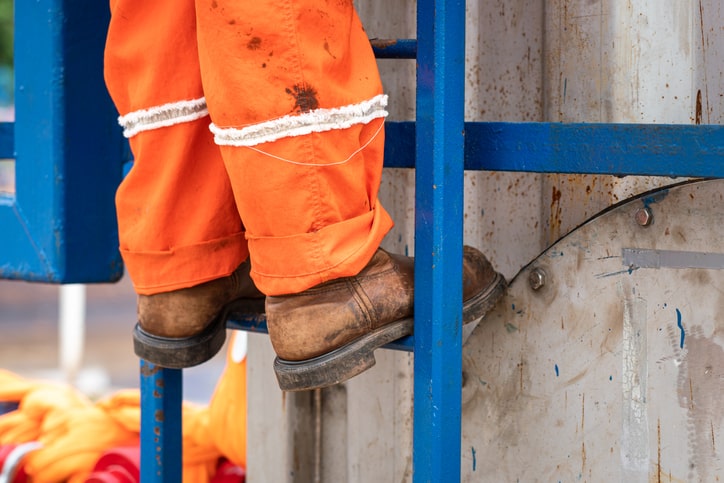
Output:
[2, 1, 724, 482]
[141, 1, 469, 479]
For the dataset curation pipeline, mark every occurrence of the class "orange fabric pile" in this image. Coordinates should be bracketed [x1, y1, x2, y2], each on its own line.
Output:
[0, 332, 247, 482]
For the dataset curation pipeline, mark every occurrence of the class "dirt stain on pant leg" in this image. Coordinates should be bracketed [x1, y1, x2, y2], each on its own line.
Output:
[286, 83, 319, 113]
[247, 36, 262, 50]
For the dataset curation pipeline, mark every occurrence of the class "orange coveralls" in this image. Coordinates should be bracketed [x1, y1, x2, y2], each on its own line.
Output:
[104, 0, 393, 296]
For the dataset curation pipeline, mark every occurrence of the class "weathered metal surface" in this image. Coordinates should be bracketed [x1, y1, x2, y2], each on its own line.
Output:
[248, 338, 318, 483]
[541, 0, 724, 245]
[461, 179, 724, 482]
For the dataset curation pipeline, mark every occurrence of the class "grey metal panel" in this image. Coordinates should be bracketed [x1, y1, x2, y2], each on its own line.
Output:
[246, 333, 316, 483]
[461, 179, 724, 482]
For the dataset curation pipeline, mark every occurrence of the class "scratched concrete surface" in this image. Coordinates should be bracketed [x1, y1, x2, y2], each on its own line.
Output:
[0, 275, 227, 404]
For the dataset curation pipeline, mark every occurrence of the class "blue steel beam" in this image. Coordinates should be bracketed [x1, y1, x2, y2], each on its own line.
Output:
[0, 1, 126, 283]
[383, 121, 724, 178]
[413, 0, 466, 481]
[466, 122, 724, 177]
[139, 362, 182, 483]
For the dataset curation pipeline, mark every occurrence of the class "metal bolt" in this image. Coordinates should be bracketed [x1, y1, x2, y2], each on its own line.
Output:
[529, 268, 546, 291]
[635, 207, 653, 226]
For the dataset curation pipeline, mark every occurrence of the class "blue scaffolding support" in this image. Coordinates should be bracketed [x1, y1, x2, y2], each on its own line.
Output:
[2, 1, 724, 482]
[412, 0, 466, 479]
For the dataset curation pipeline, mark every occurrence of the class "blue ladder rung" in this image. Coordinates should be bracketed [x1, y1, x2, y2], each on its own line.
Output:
[370, 39, 417, 59]
[382, 121, 724, 178]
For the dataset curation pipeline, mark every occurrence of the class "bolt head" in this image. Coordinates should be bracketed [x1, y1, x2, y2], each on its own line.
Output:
[635, 207, 653, 226]
[529, 268, 546, 290]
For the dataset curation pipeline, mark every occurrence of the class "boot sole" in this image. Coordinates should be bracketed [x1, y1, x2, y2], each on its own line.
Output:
[274, 318, 415, 392]
[133, 298, 265, 368]
[274, 274, 507, 391]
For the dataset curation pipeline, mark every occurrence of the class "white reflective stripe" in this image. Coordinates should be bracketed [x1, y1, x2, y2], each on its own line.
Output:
[118, 98, 209, 138]
[210, 94, 388, 147]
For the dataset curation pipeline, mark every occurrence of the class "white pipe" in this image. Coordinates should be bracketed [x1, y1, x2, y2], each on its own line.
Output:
[58, 284, 86, 386]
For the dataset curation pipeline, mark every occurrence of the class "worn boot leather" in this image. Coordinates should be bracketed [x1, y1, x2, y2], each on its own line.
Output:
[134, 259, 264, 368]
[267, 245, 506, 390]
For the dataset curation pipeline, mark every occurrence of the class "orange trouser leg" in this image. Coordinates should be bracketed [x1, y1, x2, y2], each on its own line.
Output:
[105, 0, 393, 296]
[104, 0, 248, 294]
[196, 0, 393, 295]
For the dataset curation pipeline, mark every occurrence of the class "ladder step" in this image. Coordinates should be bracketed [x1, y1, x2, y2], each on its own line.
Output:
[370, 38, 417, 59]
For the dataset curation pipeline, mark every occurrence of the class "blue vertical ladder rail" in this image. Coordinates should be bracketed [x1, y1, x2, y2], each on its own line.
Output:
[412, 0, 466, 481]
[3, 1, 724, 483]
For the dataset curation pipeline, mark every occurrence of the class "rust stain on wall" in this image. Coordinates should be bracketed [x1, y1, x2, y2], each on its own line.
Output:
[549, 185, 563, 240]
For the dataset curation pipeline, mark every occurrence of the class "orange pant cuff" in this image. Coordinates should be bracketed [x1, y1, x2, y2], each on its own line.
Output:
[248, 204, 394, 296]
[121, 232, 249, 295]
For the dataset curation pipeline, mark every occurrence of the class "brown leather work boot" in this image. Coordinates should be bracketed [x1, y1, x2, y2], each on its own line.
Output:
[133, 259, 265, 368]
[266, 245, 506, 391]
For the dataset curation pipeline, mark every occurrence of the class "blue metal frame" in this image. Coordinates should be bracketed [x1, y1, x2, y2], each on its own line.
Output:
[412, 0, 466, 481]
[384, 121, 724, 177]
[0, 1, 126, 283]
